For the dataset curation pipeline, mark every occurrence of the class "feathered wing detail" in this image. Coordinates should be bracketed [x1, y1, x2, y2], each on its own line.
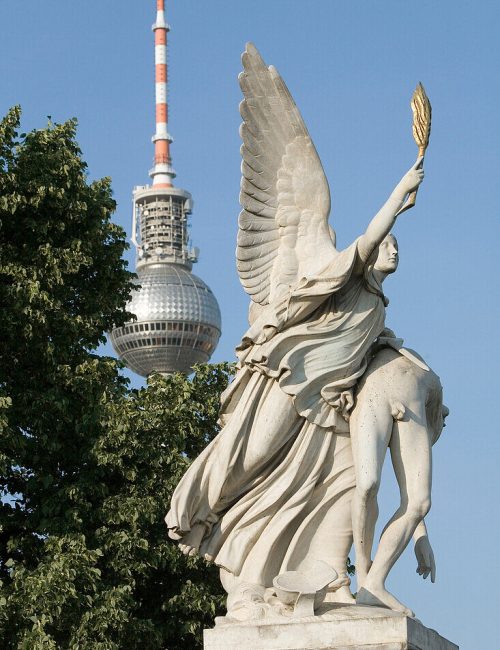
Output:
[237, 43, 337, 308]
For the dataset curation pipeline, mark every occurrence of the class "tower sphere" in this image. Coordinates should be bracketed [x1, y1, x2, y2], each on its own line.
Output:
[110, 1, 221, 376]
[110, 265, 221, 376]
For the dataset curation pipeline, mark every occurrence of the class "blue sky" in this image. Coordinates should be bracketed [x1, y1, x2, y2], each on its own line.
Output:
[2, 1, 499, 647]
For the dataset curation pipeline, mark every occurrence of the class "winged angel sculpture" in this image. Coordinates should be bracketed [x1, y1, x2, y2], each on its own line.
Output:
[167, 44, 445, 622]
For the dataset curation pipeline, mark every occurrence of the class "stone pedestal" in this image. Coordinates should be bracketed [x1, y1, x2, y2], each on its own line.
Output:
[204, 604, 458, 650]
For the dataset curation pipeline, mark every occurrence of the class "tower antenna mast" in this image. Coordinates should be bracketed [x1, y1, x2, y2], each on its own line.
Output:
[151, 0, 175, 187]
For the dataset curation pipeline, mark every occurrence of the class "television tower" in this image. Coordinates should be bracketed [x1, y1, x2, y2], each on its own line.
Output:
[110, 0, 221, 376]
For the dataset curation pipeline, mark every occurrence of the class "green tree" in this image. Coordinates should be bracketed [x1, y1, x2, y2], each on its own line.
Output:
[0, 108, 229, 649]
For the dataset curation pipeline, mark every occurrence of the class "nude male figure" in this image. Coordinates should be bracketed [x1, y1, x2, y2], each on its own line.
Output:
[350, 335, 447, 616]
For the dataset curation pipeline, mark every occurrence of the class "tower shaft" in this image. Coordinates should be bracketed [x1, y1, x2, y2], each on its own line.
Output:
[133, 184, 196, 270]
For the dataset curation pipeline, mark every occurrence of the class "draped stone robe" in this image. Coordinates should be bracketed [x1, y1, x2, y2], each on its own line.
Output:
[166, 240, 387, 587]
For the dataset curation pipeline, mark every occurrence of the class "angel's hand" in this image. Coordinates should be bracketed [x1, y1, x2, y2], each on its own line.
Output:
[414, 534, 436, 583]
[395, 157, 425, 198]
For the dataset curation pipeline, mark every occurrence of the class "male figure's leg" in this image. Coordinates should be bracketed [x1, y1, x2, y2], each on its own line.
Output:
[350, 396, 393, 588]
[358, 415, 432, 615]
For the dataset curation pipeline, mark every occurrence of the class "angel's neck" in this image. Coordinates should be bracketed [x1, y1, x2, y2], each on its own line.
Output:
[373, 269, 388, 285]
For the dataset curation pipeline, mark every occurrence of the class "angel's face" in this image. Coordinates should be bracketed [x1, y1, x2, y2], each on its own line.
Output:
[374, 235, 399, 274]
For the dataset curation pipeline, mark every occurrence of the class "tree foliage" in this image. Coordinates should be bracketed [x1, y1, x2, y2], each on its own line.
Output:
[0, 108, 230, 649]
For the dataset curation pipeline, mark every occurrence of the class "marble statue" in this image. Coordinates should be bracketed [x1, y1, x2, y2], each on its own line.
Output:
[166, 43, 445, 625]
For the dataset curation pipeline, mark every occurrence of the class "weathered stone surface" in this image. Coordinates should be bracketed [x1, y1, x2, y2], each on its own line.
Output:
[204, 604, 458, 650]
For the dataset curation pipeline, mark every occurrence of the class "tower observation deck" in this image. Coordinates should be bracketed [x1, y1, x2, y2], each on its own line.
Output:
[110, 0, 221, 376]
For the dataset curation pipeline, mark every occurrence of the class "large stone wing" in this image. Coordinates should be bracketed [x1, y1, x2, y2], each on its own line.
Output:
[237, 43, 337, 307]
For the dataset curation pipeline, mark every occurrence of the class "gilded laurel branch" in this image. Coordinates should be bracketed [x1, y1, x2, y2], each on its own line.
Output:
[411, 82, 432, 155]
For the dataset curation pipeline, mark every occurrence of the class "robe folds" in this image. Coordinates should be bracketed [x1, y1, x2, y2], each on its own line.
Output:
[166, 241, 387, 587]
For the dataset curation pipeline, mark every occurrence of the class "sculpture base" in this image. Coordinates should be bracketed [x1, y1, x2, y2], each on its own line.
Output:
[204, 603, 458, 650]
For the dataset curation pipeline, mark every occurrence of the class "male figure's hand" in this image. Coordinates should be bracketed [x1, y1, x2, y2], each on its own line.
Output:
[414, 534, 436, 583]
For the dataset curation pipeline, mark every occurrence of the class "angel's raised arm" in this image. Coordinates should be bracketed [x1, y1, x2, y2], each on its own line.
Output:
[358, 158, 424, 263]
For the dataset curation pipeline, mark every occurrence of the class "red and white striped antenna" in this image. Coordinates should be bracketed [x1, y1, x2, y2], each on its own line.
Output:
[150, 0, 175, 187]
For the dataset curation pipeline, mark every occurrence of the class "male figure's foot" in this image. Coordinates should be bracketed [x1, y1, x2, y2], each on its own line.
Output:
[356, 585, 415, 617]
[178, 522, 205, 557]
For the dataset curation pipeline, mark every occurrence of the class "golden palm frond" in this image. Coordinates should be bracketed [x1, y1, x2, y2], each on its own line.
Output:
[411, 83, 432, 155]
